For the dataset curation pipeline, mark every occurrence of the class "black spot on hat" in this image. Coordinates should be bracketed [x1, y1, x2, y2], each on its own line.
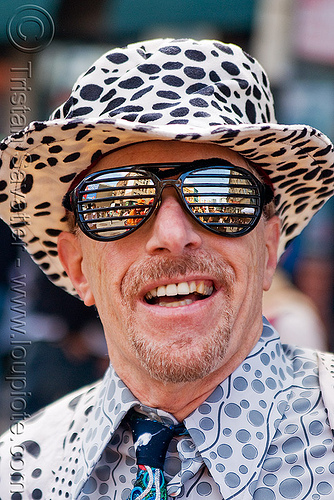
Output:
[70, 107, 93, 117]
[60, 173, 77, 183]
[213, 42, 234, 55]
[83, 65, 95, 76]
[139, 113, 163, 123]
[209, 71, 220, 83]
[76, 130, 91, 141]
[194, 111, 210, 118]
[119, 76, 144, 89]
[91, 150, 103, 163]
[61, 122, 79, 131]
[63, 152, 80, 163]
[47, 158, 58, 167]
[11, 201, 26, 212]
[157, 90, 181, 99]
[285, 223, 298, 236]
[221, 61, 240, 76]
[26, 154, 40, 163]
[41, 136, 56, 144]
[184, 66, 206, 80]
[231, 104, 243, 118]
[49, 145, 62, 153]
[48, 273, 61, 281]
[159, 45, 181, 55]
[253, 85, 262, 100]
[186, 83, 207, 94]
[131, 85, 154, 101]
[101, 97, 126, 115]
[43, 240, 57, 248]
[33, 122, 48, 132]
[185, 49, 206, 62]
[34, 211, 50, 217]
[62, 97, 77, 117]
[162, 75, 184, 87]
[216, 83, 231, 98]
[21, 174, 33, 194]
[80, 84, 103, 101]
[46, 228, 62, 237]
[103, 136, 120, 145]
[170, 107, 189, 117]
[189, 98, 208, 108]
[303, 167, 321, 180]
[104, 76, 119, 85]
[168, 119, 189, 125]
[100, 89, 117, 103]
[162, 62, 183, 70]
[35, 202, 51, 209]
[245, 99, 256, 123]
[234, 79, 249, 90]
[106, 52, 129, 64]
[138, 64, 161, 74]
[153, 102, 178, 110]
[10, 158, 18, 169]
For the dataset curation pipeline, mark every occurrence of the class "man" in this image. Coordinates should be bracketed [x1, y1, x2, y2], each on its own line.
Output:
[0, 38, 334, 499]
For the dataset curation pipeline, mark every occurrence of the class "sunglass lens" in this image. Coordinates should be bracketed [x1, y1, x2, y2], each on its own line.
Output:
[77, 170, 157, 239]
[182, 167, 262, 235]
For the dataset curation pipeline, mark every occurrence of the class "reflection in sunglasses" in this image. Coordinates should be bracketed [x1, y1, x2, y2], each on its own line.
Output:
[72, 163, 267, 241]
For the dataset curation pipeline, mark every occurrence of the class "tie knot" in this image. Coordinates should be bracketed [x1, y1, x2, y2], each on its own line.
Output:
[127, 409, 186, 469]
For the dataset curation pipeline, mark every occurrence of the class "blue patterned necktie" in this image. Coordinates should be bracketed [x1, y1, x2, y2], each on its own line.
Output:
[127, 409, 186, 500]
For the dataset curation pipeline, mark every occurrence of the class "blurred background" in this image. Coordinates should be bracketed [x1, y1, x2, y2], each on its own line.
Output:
[0, 0, 333, 432]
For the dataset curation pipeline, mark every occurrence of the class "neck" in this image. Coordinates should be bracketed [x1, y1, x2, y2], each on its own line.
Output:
[107, 316, 264, 421]
[112, 347, 253, 422]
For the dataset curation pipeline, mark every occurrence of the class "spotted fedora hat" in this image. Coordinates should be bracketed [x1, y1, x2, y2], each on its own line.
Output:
[0, 38, 333, 295]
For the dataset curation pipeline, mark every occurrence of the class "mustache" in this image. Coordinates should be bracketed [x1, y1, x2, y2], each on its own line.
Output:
[121, 251, 235, 303]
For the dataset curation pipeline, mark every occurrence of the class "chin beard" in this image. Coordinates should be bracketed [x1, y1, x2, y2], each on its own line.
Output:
[121, 251, 235, 383]
[129, 320, 232, 383]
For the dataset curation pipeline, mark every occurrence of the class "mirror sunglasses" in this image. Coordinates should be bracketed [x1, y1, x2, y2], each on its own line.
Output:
[63, 159, 274, 242]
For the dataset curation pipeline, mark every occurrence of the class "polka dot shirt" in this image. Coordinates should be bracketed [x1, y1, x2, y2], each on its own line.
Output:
[1, 318, 334, 499]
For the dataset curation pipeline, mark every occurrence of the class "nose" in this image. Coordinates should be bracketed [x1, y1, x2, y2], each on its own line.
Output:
[145, 188, 203, 255]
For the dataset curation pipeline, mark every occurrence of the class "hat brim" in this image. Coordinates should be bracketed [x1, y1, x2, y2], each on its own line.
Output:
[1, 116, 333, 295]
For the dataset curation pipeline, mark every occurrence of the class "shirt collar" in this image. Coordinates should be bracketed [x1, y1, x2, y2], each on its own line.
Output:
[67, 365, 140, 498]
[61, 318, 295, 499]
[184, 318, 295, 499]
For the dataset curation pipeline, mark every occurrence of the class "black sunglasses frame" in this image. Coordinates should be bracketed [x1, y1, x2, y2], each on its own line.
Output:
[63, 160, 274, 242]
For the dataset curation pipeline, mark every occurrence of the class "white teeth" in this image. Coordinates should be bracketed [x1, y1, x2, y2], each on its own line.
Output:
[145, 280, 213, 302]
[177, 282, 189, 295]
[166, 283, 178, 296]
[157, 285, 166, 297]
[159, 298, 193, 308]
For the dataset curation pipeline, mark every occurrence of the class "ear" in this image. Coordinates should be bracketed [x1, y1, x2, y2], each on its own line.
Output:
[262, 215, 280, 292]
[57, 232, 95, 306]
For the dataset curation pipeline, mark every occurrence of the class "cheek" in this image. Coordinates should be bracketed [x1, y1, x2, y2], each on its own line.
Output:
[81, 240, 135, 313]
[81, 242, 112, 306]
[228, 231, 267, 299]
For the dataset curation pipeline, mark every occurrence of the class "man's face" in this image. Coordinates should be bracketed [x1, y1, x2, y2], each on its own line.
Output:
[58, 141, 279, 386]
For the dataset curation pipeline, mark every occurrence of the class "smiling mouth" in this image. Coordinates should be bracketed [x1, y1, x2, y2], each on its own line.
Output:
[144, 280, 214, 308]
